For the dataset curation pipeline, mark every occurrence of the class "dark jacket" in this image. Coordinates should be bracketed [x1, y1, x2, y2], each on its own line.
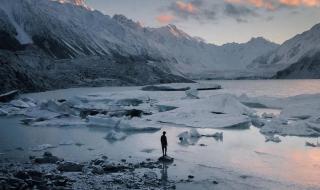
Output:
[161, 135, 167, 146]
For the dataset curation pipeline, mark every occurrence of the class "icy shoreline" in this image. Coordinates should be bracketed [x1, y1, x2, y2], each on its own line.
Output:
[1, 81, 320, 189]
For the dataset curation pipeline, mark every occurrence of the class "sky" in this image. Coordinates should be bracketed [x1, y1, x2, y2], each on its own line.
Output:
[86, 0, 320, 45]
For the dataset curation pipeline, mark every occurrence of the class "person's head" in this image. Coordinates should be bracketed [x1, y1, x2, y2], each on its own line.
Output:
[163, 131, 166, 135]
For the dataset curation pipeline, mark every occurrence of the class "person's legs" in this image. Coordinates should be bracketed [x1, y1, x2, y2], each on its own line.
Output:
[164, 146, 167, 156]
[162, 145, 165, 157]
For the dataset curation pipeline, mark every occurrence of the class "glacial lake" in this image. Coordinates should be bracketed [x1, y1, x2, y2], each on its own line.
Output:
[1, 79, 320, 189]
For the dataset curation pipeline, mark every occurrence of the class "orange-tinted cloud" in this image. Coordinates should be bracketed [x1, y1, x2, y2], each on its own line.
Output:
[176, 1, 198, 13]
[226, 0, 320, 8]
[156, 14, 174, 24]
[226, 0, 275, 10]
[280, 0, 320, 7]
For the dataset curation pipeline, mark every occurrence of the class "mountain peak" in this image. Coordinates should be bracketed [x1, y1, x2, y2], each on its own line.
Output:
[113, 14, 142, 29]
[55, 0, 89, 8]
[247, 37, 278, 46]
[162, 24, 191, 39]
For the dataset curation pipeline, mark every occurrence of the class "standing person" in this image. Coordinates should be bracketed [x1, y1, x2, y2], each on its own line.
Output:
[161, 131, 167, 157]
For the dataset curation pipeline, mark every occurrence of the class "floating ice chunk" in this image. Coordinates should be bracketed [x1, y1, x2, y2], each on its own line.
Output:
[305, 141, 320, 147]
[32, 116, 86, 127]
[87, 115, 160, 132]
[156, 105, 178, 112]
[30, 144, 56, 151]
[59, 140, 75, 146]
[185, 88, 199, 99]
[178, 129, 222, 144]
[0, 90, 19, 103]
[190, 129, 201, 138]
[0, 108, 8, 116]
[115, 98, 143, 106]
[104, 130, 127, 141]
[178, 131, 190, 143]
[262, 113, 275, 119]
[10, 100, 32, 108]
[265, 135, 281, 143]
[194, 83, 221, 91]
[25, 107, 61, 119]
[156, 111, 251, 129]
[40, 100, 76, 115]
[87, 115, 120, 128]
[203, 132, 223, 139]
[3, 106, 23, 116]
[260, 119, 320, 137]
[117, 118, 160, 132]
[141, 85, 190, 91]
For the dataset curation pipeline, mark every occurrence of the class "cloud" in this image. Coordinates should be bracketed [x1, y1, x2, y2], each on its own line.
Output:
[164, 0, 217, 21]
[225, 0, 320, 10]
[224, 3, 258, 22]
[225, 0, 276, 10]
[279, 0, 320, 7]
[156, 0, 318, 25]
[156, 14, 175, 24]
[175, 1, 198, 13]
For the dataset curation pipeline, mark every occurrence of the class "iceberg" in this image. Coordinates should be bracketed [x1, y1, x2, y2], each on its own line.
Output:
[184, 88, 199, 99]
[30, 144, 57, 151]
[150, 94, 254, 129]
[104, 130, 127, 141]
[0, 108, 8, 116]
[31, 116, 86, 127]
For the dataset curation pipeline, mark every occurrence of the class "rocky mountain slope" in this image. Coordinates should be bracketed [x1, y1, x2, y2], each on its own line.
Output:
[3, 0, 311, 93]
[249, 23, 320, 78]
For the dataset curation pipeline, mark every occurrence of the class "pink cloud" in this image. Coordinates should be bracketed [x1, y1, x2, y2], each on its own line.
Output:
[156, 14, 174, 24]
[176, 1, 198, 13]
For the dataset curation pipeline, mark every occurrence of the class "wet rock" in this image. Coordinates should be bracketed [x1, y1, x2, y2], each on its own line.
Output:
[92, 165, 104, 175]
[57, 162, 84, 172]
[102, 164, 128, 173]
[188, 175, 194, 179]
[143, 171, 158, 180]
[91, 158, 105, 166]
[14, 171, 30, 180]
[158, 156, 174, 163]
[32, 152, 62, 164]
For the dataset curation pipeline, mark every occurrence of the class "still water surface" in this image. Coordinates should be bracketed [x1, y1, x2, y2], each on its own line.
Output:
[1, 80, 320, 188]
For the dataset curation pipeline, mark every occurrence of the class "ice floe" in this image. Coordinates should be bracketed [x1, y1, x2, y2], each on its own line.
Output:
[240, 93, 320, 137]
[30, 144, 57, 152]
[178, 129, 223, 145]
[104, 130, 127, 141]
[305, 141, 320, 147]
[150, 94, 254, 129]
[264, 135, 281, 143]
[184, 88, 199, 99]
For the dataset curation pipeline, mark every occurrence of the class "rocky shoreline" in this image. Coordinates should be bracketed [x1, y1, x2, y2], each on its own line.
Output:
[0, 152, 185, 190]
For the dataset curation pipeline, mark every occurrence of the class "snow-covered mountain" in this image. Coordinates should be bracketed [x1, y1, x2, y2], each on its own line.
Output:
[249, 23, 320, 78]
[0, 0, 280, 92]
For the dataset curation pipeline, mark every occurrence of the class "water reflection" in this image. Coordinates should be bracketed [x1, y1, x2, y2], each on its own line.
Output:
[161, 162, 169, 188]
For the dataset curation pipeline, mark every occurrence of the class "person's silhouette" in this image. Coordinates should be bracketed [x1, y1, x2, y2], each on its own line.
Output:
[161, 131, 167, 157]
